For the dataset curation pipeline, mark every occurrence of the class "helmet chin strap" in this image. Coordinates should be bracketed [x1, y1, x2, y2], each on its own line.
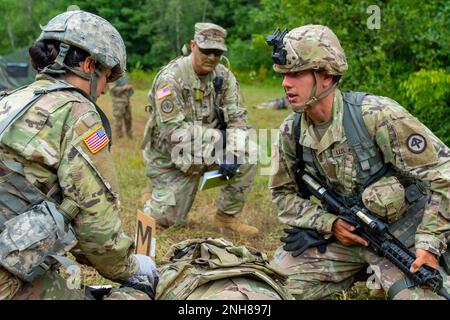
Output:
[294, 70, 338, 113]
[40, 43, 102, 102]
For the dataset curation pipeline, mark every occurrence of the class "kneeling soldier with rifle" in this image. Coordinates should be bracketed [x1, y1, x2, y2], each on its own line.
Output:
[267, 25, 450, 300]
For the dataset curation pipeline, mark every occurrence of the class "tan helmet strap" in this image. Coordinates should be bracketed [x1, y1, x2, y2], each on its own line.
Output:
[297, 71, 338, 111]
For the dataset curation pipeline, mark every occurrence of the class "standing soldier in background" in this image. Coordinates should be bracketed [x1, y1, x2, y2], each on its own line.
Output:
[0, 10, 157, 300]
[267, 25, 449, 299]
[110, 74, 134, 138]
[141, 23, 258, 235]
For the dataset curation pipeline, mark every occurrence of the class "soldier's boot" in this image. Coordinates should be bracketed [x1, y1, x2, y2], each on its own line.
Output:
[141, 188, 152, 207]
[213, 210, 259, 236]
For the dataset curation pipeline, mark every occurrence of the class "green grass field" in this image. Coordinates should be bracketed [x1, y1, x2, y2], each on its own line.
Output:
[91, 81, 382, 299]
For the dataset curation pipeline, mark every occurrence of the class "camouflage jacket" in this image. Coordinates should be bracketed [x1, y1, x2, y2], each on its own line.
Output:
[269, 89, 450, 256]
[0, 75, 138, 283]
[143, 55, 250, 174]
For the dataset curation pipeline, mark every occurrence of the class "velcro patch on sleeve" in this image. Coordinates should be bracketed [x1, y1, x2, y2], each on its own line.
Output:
[156, 86, 172, 100]
[156, 92, 181, 122]
[83, 126, 110, 154]
[391, 114, 438, 169]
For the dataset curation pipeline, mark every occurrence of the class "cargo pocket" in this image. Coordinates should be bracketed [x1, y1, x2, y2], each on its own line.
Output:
[362, 176, 407, 223]
[1, 210, 54, 252]
[0, 201, 77, 282]
[0, 209, 55, 279]
[151, 189, 176, 206]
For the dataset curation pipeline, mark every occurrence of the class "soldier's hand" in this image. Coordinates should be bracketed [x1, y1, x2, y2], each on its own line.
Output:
[133, 254, 159, 286]
[332, 219, 368, 247]
[218, 154, 240, 180]
[410, 249, 439, 273]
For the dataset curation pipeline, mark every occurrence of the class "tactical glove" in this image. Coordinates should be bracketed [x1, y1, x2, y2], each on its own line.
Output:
[218, 154, 240, 180]
[133, 254, 158, 287]
[280, 227, 334, 257]
[119, 254, 159, 299]
[119, 275, 158, 300]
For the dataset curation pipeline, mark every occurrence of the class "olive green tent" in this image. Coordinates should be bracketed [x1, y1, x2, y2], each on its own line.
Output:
[0, 47, 36, 91]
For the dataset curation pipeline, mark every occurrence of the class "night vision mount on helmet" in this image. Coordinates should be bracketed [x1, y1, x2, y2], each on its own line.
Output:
[266, 28, 288, 65]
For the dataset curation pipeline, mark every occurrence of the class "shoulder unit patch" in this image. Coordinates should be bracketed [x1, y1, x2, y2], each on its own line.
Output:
[160, 99, 174, 113]
[407, 133, 427, 154]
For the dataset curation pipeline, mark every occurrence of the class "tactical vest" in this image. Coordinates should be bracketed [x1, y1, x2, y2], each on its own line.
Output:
[156, 238, 294, 300]
[0, 81, 112, 282]
[293, 92, 430, 244]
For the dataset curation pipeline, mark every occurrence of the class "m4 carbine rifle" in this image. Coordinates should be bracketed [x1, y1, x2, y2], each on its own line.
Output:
[213, 76, 227, 131]
[299, 171, 450, 300]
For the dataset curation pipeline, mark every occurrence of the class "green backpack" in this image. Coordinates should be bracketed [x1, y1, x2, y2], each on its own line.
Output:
[156, 238, 294, 300]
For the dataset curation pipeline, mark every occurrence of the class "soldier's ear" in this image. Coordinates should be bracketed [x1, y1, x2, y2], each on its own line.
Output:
[320, 71, 334, 89]
[79, 56, 96, 74]
[190, 40, 196, 51]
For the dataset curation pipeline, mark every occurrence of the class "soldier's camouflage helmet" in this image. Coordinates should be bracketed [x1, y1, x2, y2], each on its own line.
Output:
[38, 10, 126, 82]
[273, 24, 348, 76]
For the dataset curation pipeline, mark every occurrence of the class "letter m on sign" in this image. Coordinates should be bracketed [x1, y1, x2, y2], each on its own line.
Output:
[134, 209, 156, 259]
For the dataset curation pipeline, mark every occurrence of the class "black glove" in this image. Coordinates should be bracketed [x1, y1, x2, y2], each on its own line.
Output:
[118, 275, 159, 300]
[218, 155, 240, 180]
[280, 227, 334, 257]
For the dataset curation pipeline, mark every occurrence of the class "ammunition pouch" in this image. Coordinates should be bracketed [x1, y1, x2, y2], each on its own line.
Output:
[0, 200, 78, 282]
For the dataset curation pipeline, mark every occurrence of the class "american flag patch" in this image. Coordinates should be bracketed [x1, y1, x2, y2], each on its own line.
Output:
[156, 86, 172, 100]
[83, 126, 110, 154]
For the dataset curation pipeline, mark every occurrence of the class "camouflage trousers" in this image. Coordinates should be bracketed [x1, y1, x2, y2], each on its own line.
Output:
[272, 242, 450, 300]
[143, 162, 257, 228]
[0, 267, 149, 300]
[112, 100, 132, 138]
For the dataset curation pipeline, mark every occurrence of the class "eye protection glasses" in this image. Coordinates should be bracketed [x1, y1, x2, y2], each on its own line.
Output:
[197, 46, 224, 57]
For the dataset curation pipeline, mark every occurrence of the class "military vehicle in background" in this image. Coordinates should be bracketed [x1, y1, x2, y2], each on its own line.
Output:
[0, 47, 36, 91]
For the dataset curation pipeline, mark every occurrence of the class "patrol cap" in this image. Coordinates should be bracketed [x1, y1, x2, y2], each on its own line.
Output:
[194, 22, 227, 52]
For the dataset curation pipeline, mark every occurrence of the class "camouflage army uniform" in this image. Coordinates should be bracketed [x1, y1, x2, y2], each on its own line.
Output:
[0, 75, 141, 299]
[268, 25, 450, 300]
[110, 75, 133, 138]
[0, 10, 153, 300]
[270, 89, 450, 300]
[142, 24, 257, 228]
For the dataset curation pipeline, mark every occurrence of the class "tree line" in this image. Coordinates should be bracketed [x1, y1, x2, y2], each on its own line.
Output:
[1, 0, 448, 143]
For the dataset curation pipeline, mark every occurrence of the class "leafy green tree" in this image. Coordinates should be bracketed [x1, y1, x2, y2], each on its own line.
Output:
[401, 69, 450, 145]
[0, 0, 68, 55]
